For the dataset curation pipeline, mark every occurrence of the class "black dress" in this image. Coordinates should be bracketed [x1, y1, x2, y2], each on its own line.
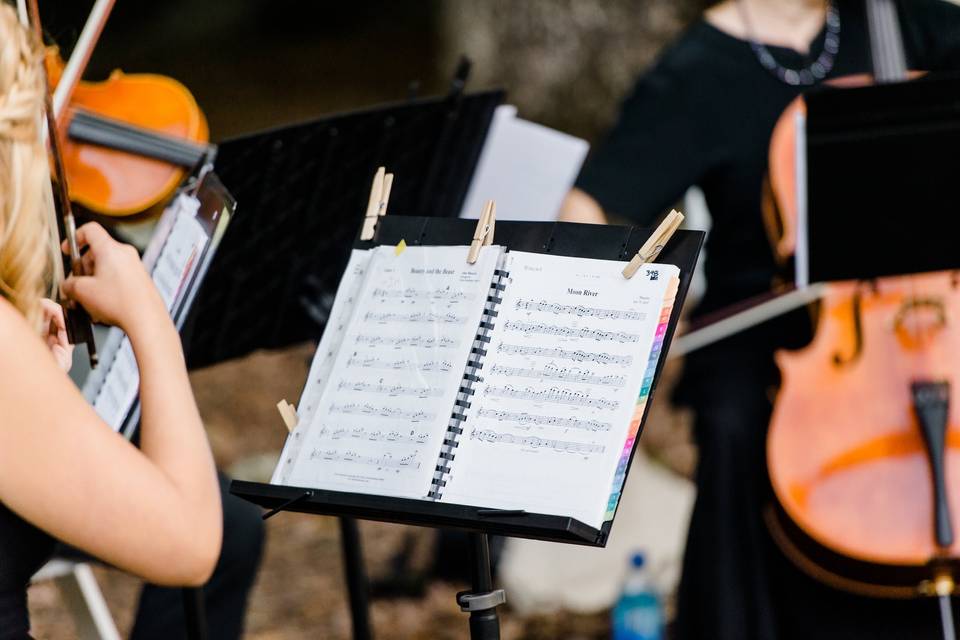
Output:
[0, 503, 54, 639]
[575, 1, 960, 638]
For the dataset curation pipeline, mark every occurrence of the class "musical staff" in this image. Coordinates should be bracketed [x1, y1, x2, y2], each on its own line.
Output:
[318, 426, 431, 444]
[371, 286, 473, 302]
[469, 428, 605, 455]
[488, 363, 625, 387]
[503, 320, 640, 343]
[346, 356, 454, 373]
[336, 380, 444, 398]
[355, 335, 459, 349]
[497, 343, 634, 367]
[515, 298, 643, 321]
[477, 408, 613, 432]
[364, 311, 465, 324]
[485, 385, 619, 410]
[307, 448, 422, 470]
[329, 403, 437, 422]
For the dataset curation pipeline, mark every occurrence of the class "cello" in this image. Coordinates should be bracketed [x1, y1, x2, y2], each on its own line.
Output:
[762, 0, 960, 628]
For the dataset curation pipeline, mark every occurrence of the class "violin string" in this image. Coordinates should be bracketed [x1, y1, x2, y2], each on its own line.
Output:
[73, 109, 205, 156]
[71, 109, 206, 166]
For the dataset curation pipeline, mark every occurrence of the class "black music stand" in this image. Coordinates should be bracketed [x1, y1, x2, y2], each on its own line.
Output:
[800, 72, 960, 285]
[229, 215, 704, 639]
[179, 91, 503, 640]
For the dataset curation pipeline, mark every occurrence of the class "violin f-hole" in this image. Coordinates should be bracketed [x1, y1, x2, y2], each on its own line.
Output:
[832, 290, 864, 367]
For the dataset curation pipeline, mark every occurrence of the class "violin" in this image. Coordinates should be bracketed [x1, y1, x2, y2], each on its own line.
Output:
[763, 0, 960, 610]
[46, 48, 212, 218]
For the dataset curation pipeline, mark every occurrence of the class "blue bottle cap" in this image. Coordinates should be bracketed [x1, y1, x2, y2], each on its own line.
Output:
[631, 552, 645, 568]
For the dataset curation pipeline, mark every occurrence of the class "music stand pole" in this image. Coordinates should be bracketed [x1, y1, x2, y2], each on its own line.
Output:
[339, 517, 373, 640]
[457, 532, 505, 640]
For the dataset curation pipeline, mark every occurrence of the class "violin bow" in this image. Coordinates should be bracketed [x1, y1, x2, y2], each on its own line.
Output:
[24, 0, 99, 367]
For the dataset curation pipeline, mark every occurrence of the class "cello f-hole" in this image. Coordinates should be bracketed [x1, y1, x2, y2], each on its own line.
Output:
[832, 291, 864, 367]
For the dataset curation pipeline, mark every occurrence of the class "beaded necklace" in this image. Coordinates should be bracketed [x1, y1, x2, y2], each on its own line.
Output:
[737, 0, 840, 86]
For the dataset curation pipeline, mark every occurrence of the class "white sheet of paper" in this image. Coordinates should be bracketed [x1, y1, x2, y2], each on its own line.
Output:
[284, 245, 503, 499]
[440, 251, 678, 528]
[271, 249, 373, 484]
[459, 105, 588, 222]
[84, 202, 208, 431]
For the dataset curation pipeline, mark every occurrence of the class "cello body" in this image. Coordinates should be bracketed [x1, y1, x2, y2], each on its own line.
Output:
[766, 275, 960, 596]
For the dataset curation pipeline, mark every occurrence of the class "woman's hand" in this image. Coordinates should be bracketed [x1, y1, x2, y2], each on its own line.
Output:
[40, 299, 73, 372]
[60, 223, 166, 335]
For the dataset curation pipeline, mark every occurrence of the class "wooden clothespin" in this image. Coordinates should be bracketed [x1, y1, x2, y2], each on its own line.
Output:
[276, 399, 299, 433]
[622, 209, 684, 279]
[468, 200, 496, 264]
[360, 167, 394, 241]
[483, 201, 496, 247]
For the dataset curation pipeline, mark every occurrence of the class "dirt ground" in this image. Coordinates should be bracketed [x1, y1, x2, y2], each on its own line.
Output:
[27, 341, 694, 639]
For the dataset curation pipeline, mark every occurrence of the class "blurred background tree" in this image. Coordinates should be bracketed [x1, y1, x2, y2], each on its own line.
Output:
[43, 0, 704, 142]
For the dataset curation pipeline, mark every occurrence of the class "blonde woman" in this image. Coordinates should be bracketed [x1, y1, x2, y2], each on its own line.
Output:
[0, 4, 221, 637]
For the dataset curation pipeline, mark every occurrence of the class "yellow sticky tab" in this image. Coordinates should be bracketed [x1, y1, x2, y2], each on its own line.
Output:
[395, 239, 407, 256]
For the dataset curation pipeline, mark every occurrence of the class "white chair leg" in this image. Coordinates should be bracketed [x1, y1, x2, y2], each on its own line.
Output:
[53, 563, 121, 640]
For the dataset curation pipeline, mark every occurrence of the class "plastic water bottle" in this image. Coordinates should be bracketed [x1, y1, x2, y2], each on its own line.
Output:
[611, 552, 664, 640]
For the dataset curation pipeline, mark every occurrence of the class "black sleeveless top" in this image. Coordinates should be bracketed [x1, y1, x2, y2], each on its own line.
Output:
[0, 502, 55, 639]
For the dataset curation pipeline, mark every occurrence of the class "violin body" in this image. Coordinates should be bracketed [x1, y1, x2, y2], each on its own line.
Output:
[767, 275, 960, 596]
[46, 50, 209, 218]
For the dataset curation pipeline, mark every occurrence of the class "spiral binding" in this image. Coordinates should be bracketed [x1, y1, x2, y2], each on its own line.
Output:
[427, 267, 509, 499]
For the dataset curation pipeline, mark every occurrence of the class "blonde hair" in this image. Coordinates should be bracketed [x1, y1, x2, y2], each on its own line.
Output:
[0, 2, 58, 330]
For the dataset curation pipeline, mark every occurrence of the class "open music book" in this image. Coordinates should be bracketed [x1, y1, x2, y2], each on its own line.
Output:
[82, 174, 234, 436]
[273, 244, 679, 529]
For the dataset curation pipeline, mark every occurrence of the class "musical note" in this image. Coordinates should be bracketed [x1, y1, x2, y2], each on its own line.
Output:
[371, 286, 473, 302]
[336, 380, 444, 398]
[346, 356, 454, 373]
[364, 311, 465, 324]
[496, 343, 634, 367]
[355, 335, 460, 349]
[307, 448, 422, 470]
[468, 428, 605, 455]
[329, 403, 437, 422]
[503, 320, 639, 343]
[485, 385, 619, 410]
[514, 298, 643, 321]
[476, 408, 613, 432]
[488, 363, 626, 387]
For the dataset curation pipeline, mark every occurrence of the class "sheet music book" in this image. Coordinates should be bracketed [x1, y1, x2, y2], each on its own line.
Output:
[82, 173, 235, 435]
[273, 245, 679, 529]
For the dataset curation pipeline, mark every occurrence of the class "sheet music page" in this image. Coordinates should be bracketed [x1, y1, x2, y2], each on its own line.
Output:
[440, 251, 679, 529]
[459, 105, 589, 222]
[86, 204, 209, 431]
[284, 244, 503, 499]
[271, 249, 373, 484]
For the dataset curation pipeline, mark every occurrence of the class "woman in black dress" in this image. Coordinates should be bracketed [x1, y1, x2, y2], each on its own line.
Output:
[0, 6, 221, 638]
[562, 1, 960, 637]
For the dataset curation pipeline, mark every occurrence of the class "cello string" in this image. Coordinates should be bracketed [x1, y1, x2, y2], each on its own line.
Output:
[939, 594, 956, 640]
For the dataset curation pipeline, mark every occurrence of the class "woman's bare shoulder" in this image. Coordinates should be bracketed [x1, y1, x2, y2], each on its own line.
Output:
[0, 298, 58, 372]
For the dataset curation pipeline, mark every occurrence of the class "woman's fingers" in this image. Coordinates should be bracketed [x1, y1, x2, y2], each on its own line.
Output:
[61, 222, 110, 255]
[39, 299, 66, 332]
